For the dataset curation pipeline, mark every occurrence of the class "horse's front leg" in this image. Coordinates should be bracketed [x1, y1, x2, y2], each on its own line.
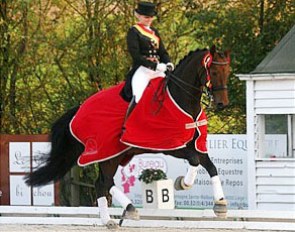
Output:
[171, 148, 227, 218]
[172, 149, 201, 191]
[199, 153, 227, 218]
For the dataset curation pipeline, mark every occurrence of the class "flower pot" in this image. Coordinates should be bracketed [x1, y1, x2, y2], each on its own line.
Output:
[141, 179, 175, 209]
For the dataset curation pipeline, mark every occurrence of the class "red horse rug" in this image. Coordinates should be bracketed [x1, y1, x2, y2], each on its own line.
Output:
[70, 78, 208, 166]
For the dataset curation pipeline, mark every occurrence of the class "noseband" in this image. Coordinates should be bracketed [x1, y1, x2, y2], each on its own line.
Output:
[212, 61, 230, 65]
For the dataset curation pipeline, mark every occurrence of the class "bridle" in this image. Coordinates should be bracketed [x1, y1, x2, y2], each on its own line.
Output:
[212, 61, 230, 65]
[165, 56, 229, 108]
[210, 60, 230, 92]
[167, 59, 229, 94]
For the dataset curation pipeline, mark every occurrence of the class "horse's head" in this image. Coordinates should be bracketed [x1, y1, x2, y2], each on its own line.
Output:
[168, 47, 230, 117]
[208, 45, 230, 111]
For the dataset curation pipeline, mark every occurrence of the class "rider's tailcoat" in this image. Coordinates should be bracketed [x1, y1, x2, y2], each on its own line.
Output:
[120, 23, 171, 101]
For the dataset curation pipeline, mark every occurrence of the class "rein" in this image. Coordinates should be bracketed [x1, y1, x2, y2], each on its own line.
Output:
[167, 71, 213, 108]
[167, 72, 203, 100]
[152, 72, 201, 114]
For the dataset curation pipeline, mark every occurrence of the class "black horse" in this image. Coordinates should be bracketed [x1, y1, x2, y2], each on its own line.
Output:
[25, 46, 230, 229]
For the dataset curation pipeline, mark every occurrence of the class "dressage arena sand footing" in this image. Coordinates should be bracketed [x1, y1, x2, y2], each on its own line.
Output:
[0, 225, 291, 232]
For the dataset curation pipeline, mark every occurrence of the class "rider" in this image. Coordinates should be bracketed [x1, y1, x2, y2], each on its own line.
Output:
[120, 1, 174, 119]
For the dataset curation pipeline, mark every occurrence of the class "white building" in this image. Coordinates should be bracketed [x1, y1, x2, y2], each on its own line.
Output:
[238, 25, 295, 210]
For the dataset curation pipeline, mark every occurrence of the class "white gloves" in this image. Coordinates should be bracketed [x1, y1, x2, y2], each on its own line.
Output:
[156, 62, 175, 72]
[156, 63, 167, 72]
[166, 62, 174, 71]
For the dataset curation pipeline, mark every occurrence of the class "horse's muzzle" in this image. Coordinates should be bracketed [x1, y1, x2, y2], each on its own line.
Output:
[216, 103, 227, 111]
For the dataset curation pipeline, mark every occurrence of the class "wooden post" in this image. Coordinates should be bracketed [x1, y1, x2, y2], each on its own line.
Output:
[70, 166, 80, 206]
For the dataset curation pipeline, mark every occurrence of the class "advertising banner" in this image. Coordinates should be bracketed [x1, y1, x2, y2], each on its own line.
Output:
[8, 142, 54, 206]
[114, 134, 248, 209]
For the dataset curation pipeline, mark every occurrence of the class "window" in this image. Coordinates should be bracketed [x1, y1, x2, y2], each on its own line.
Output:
[263, 114, 294, 158]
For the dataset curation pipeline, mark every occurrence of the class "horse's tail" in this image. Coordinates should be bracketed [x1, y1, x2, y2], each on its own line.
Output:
[25, 106, 84, 186]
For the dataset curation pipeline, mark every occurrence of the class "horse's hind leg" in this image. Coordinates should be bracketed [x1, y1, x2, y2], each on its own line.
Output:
[95, 162, 118, 229]
[95, 158, 139, 229]
[109, 185, 139, 221]
[199, 153, 227, 218]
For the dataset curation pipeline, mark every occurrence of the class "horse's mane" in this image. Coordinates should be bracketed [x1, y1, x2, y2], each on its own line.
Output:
[174, 48, 208, 72]
[153, 48, 208, 112]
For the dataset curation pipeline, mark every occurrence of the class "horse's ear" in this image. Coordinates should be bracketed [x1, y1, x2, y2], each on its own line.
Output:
[210, 45, 216, 55]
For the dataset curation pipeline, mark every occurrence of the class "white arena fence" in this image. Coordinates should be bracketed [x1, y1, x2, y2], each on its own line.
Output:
[0, 206, 294, 230]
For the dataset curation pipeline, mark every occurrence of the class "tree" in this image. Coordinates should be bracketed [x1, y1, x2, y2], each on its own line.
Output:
[1, 1, 29, 133]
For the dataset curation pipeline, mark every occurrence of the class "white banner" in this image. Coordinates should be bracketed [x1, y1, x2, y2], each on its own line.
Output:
[8, 142, 54, 206]
[33, 184, 54, 206]
[32, 142, 51, 168]
[10, 175, 31, 205]
[9, 142, 30, 173]
[114, 135, 248, 209]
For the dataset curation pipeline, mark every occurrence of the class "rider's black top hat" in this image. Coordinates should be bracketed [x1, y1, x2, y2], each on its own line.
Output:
[135, 1, 157, 16]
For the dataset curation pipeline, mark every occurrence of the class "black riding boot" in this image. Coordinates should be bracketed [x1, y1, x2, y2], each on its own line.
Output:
[123, 97, 136, 127]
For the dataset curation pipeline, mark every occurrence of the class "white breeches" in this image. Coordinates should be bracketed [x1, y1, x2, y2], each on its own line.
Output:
[132, 66, 165, 103]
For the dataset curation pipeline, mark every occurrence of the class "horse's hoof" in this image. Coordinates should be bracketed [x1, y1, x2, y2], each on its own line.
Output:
[213, 199, 227, 218]
[123, 208, 140, 220]
[174, 176, 192, 190]
[106, 220, 119, 230]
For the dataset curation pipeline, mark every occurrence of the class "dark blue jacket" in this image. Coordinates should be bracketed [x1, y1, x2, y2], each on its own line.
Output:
[121, 24, 171, 102]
